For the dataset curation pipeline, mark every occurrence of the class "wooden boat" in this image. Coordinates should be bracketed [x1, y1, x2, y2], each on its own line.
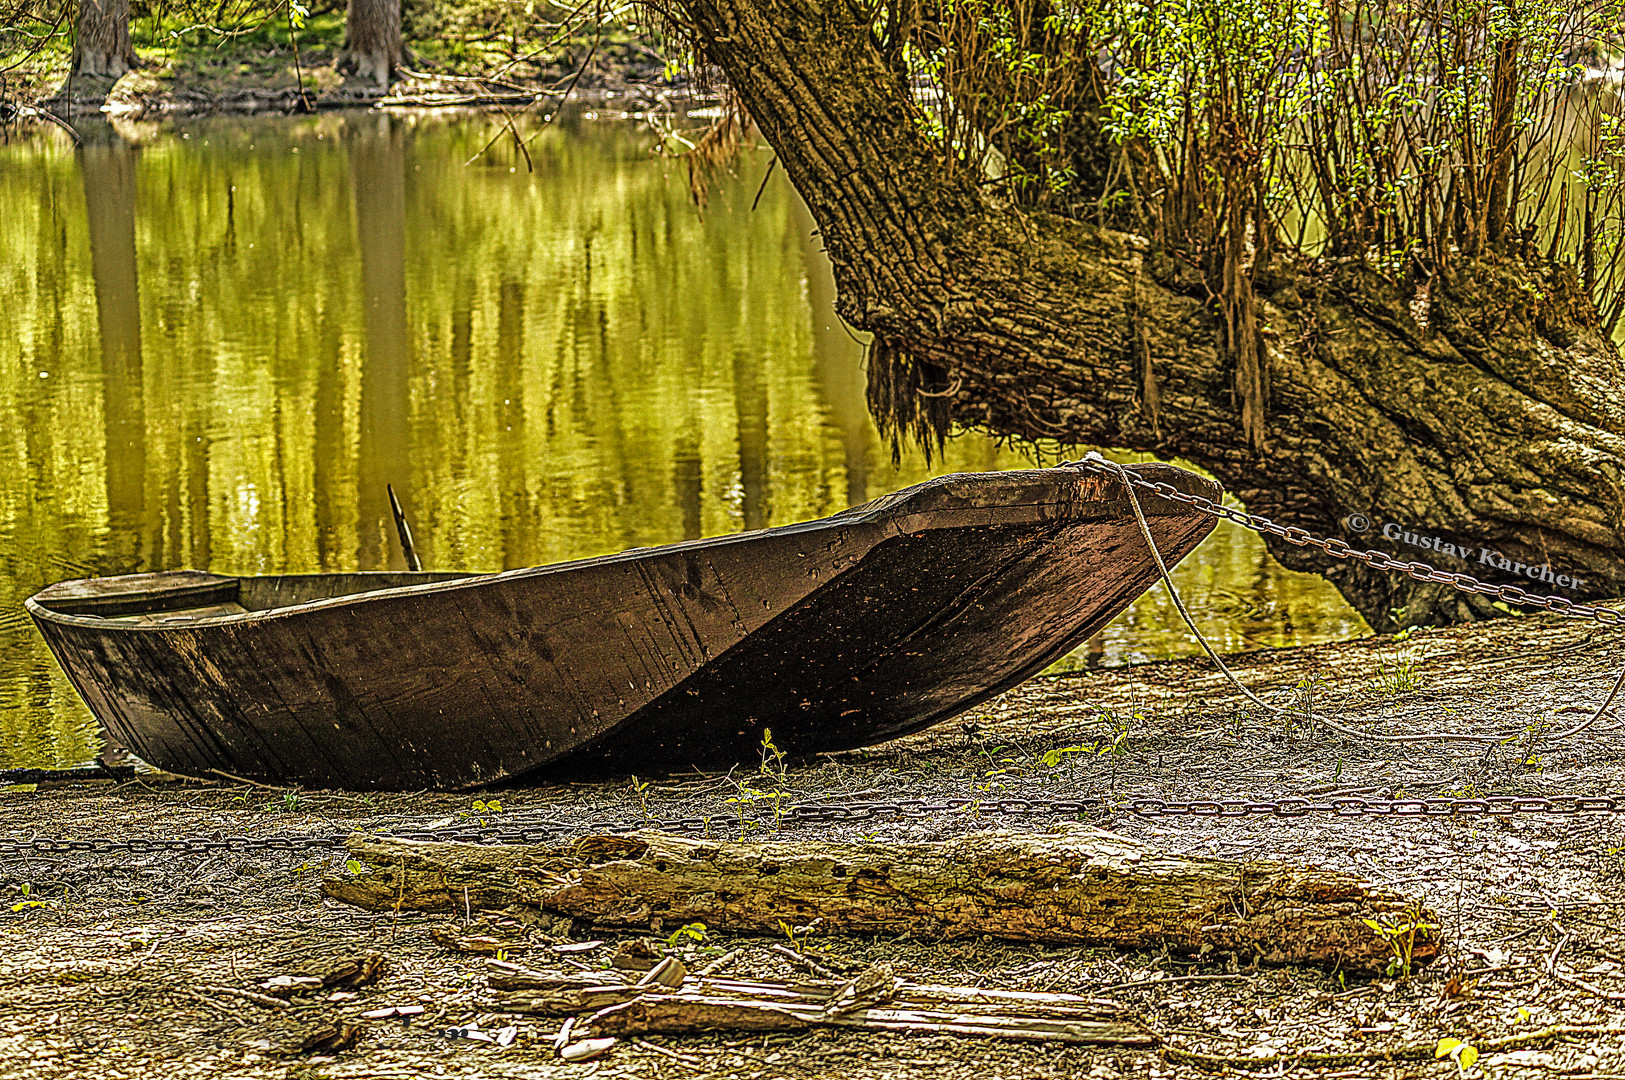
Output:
[27, 463, 1220, 790]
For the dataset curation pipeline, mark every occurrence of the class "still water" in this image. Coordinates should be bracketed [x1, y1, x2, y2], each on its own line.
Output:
[0, 110, 1368, 771]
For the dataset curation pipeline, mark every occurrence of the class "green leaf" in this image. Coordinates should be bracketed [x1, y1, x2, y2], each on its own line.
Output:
[1457, 1044, 1477, 1071]
[1435, 1037, 1462, 1058]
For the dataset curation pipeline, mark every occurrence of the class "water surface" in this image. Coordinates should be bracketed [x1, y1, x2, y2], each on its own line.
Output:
[0, 111, 1367, 770]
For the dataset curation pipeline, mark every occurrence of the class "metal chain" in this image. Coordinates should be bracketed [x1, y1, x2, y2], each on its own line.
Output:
[5, 460, 1621, 857]
[1060, 458, 1624, 626]
[4, 793, 1622, 857]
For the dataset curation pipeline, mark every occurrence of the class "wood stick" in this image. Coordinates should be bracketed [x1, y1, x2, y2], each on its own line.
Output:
[323, 827, 1437, 973]
[387, 483, 422, 572]
[587, 991, 1150, 1045]
[197, 984, 291, 1009]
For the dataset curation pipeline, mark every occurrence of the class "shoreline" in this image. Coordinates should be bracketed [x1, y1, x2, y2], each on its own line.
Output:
[4, 48, 695, 124]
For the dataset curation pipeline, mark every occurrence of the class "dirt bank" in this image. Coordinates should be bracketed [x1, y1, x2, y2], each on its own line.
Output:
[6, 37, 684, 122]
[4, 608, 1624, 1078]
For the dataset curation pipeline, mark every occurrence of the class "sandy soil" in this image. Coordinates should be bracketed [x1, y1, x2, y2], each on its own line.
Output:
[4, 609, 1625, 1079]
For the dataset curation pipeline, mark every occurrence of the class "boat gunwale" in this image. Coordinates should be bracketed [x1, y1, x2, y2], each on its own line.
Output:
[25, 465, 1210, 633]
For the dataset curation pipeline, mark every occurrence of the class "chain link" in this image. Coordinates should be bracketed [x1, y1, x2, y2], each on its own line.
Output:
[1061, 458, 1624, 626]
[4, 460, 1619, 858]
[4, 793, 1621, 856]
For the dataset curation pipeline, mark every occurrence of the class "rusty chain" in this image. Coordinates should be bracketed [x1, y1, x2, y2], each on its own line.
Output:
[1060, 456, 1624, 626]
[4, 792, 1622, 857]
[5, 459, 1623, 857]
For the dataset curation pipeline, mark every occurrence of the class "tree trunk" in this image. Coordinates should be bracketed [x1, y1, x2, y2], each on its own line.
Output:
[674, 0, 1625, 632]
[324, 828, 1438, 974]
[338, 0, 405, 88]
[73, 0, 138, 77]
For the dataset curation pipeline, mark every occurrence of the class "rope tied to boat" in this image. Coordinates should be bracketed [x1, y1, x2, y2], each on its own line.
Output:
[1059, 452, 1623, 626]
[1071, 451, 1625, 747]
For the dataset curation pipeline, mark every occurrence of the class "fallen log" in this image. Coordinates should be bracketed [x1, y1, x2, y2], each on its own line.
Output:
[322, 826, 1436, 973]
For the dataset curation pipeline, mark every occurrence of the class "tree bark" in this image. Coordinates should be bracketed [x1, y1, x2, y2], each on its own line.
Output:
[73, 0, 138, 77]
[673, 0, 1625, 631]
[338, 0, 406, 88]
[324, 828, 1438, 974]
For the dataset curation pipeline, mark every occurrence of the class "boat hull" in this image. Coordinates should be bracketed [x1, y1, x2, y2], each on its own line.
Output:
[28, 464, 1219, 789]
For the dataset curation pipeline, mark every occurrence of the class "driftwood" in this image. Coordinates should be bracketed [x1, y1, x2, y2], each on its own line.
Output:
[484, 958, 1150, 1045]
[323, 827, 1436, 973]
[589, 981, 1149, 1045]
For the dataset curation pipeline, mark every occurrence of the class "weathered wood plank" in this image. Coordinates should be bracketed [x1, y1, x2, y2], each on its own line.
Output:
[585, 992, 1153, 1044]
[480, 956, 1151, 1044]
[323, 827, 1436, 972]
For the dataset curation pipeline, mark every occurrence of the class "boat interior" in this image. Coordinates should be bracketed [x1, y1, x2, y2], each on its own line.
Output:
[30, 571, 474, 625]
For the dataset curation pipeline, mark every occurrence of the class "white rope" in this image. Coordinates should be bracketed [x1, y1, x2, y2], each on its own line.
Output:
[1085, 452, 1623, 746]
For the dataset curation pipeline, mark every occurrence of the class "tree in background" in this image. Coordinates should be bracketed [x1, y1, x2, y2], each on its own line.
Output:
[73, 0, 138, 75]
[0, 0, 139, 80]
[650, 0, 1625, 631]
[339, 0, 407, 86]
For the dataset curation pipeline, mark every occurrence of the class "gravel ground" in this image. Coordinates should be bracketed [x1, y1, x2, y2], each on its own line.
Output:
[4, 608, 1625, 1079]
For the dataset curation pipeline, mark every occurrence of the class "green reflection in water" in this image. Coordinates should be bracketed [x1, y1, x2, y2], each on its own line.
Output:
[0, 111, 1368, 771]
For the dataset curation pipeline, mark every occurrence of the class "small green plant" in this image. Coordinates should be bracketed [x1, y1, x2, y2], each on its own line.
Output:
[1287, 672, 1327, 734]
[758, 727, 787, 783]
[10, 882, 47, 913]
[1097, 709, 1134, 753]
[1435, 1036, 1479, 1074]
[263, 791, 302, 813]
[777, 916, 822, 951]
[467, 798, 503, 827]
[666, 922, 708, 948]
[725, 732, 793, 836]
[1504, 716, 1549, 772]
[1039, 745, 1088, 769]
[1093, 708, 1138, 789]
[1363, 903, 1436, 978]
[628, 776, 652, 826]
[725, 780, 785, 838]
[1373, 653, 1422, 696]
